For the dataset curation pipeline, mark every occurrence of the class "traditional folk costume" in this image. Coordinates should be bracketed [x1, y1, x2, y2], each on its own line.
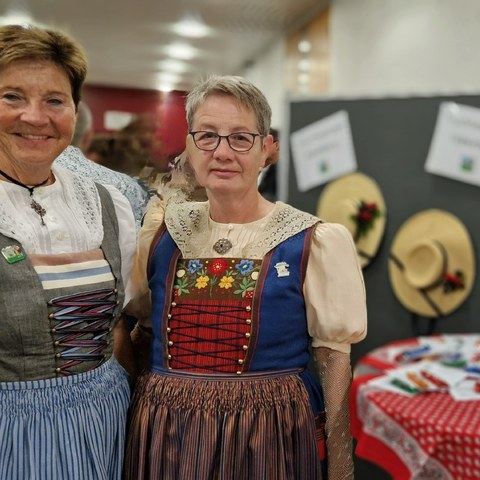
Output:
[0, 164, 136, 480]
[125, 198, 366, 480]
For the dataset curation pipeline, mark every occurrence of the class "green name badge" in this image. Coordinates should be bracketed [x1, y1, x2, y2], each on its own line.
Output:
[1, 245, 26, 264]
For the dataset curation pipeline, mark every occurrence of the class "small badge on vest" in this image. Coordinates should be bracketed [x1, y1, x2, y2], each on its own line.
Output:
[1, 245, 26, 264]
[274, 261, 290, 277]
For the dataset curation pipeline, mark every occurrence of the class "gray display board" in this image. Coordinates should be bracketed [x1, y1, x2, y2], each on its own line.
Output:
[285, 95, 480, 366]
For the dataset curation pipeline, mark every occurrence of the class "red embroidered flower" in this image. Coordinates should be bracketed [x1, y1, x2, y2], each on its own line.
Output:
[244, 290, 254, 299]
[173, 287, 180, 297]
[208, 258, 229, 275]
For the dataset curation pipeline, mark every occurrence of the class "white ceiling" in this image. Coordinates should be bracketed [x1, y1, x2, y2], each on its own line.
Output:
[0, 0, 328, 92]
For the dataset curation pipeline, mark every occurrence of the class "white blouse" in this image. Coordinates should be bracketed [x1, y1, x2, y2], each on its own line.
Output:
[130, 198, 367, 353]
[0, 165, 136, 305]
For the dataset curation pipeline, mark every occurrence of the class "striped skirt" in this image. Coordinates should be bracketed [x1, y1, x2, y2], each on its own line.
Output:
[124, 369, 322, 480]
[0, 358, 130, 480]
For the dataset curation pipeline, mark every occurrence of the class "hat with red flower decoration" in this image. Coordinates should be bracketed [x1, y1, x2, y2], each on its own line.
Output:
[316, 172, 386, 268]
[389, 209, 475, 317]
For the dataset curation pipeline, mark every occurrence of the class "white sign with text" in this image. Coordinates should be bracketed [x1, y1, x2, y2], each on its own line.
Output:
[290, 110, 357, 192]
[425, 102, 480, 187]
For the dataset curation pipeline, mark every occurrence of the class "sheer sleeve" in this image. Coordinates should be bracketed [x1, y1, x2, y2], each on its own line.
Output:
[314, 346, 354, 479]
[304, 222, 367, 353]
[305, 222, 367, 479]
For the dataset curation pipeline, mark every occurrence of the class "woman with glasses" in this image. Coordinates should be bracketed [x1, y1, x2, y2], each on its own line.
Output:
[125, 75, 367, 480]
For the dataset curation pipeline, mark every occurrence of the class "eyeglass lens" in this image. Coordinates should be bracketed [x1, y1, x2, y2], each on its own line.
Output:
[193, 132, 256, 152]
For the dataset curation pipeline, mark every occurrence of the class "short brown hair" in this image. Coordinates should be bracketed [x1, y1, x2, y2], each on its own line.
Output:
[0, 24, 88, 107]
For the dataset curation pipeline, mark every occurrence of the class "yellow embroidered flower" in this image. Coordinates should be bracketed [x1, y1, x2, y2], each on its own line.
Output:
[195, 275, 209, 288]
[219, 276, 234, 289]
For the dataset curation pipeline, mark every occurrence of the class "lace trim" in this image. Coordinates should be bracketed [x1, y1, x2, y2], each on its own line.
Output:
[56, 146, 149, 229]
[0, 163, 103, 252]
[164, 201, 319, 258]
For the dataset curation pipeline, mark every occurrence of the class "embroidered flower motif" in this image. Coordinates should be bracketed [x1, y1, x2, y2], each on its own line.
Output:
[208, 258, 229, 275]
[175, 258, 261, 298]
[187, 259, 203, 274]
[174, 276, 190, 296]
[219, 276, 234, 289]
[234, 276, 256, 297]
[443, 271, 465, 293]
[235, 259, 254, 275]
[350, 201, 381, 239]
[195, 275, 209, 289]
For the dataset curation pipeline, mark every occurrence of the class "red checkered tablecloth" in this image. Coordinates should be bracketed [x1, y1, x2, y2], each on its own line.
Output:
[351, 337, 480, 479]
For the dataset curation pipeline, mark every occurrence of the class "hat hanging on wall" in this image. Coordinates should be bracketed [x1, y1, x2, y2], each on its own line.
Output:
[316, 172, 386, 268]
[388, 209, 475, 318]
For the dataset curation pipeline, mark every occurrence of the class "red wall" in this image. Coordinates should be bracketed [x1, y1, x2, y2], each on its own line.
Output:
[82, 84, 188, 170]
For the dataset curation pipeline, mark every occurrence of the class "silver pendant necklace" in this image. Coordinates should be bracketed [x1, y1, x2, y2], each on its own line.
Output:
[0, 168, 50, 226]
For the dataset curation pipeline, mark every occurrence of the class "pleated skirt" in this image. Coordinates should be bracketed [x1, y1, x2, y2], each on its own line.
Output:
[0, 357, 130, 480]
[124, 368, 322, 480]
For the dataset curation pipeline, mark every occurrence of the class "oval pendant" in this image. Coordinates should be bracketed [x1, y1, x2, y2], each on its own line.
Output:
[213, 238, 233, 255]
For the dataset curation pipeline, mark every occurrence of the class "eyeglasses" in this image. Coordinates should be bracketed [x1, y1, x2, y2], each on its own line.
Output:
[189, 131, 263, 152]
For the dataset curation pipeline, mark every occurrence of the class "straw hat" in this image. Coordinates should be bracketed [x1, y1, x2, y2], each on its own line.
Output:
[389, 209, 475, 317]
[316, 172, 386, 268]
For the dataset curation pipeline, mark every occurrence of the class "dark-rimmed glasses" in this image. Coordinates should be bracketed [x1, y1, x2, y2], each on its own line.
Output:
[189, 131, 263, 152]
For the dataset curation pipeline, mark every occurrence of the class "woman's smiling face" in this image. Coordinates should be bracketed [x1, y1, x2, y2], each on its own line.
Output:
[0, 59, 76, 172]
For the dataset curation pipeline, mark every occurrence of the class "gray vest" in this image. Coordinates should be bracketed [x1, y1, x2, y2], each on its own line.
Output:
[0, 184, 125, 381]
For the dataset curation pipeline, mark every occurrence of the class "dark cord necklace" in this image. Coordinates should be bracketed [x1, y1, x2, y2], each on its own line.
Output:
[0, 168, 50, 226]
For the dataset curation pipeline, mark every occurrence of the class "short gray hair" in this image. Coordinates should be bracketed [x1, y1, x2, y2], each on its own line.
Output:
[186, 75, 271, 136]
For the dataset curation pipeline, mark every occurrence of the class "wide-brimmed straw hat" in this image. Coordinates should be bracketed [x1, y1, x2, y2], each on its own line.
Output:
[389, 209, 475, 317]
[316, 172, 386, 268]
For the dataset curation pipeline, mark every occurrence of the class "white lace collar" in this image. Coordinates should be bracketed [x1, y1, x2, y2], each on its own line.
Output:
[164, 201, 319, 258]
[0, 163, 103, 252]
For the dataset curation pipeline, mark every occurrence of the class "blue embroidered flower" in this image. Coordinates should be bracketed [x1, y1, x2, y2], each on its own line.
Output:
[187, 259, 203, 274]
[235, 259, 254, 275]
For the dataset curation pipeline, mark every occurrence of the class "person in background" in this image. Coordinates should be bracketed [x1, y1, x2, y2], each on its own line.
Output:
[86, 114, 158, 180]
[258, 126, 279, 201]
[0, 24, 136, 479]
[56, 101, 149, 232]
[124, 75, 367, 479]
[71, 100, 94, 151]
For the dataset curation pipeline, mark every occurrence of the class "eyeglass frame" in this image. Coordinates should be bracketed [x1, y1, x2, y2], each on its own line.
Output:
[189, 130, 264, 153]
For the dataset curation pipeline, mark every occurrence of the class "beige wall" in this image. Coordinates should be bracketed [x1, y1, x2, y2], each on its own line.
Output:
[242, 0, 480, 119]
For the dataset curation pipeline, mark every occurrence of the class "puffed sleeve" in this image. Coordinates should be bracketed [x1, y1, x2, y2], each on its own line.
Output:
[304, 222, 367, 353]
[126, 195, 165, 328]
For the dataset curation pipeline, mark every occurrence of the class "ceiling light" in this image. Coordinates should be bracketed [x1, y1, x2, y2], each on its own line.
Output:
[298, 39, 311, 54]
[157, 71, 181, 84]
[298, 58, 311, 72]
[157, 59, 190, 73]
[165, 43, 197, 60]
[157, 82, 175, 92]
[0, 8, 32, 26]
[172, 12, 211, 38]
